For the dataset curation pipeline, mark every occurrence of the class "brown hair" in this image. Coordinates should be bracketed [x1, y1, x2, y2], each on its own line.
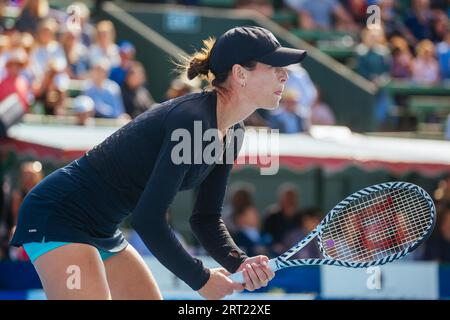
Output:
[177, 37, 257, 90]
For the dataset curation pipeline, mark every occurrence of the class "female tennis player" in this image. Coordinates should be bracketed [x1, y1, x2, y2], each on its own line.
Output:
[10, 26, 307, 300]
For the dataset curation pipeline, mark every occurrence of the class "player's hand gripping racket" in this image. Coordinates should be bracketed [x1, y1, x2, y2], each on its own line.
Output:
[230, 182, 436, 283]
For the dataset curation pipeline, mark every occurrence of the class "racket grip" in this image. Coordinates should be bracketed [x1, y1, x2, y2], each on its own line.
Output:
[229, 271, 245, 283]
[229, 259, 278, 283]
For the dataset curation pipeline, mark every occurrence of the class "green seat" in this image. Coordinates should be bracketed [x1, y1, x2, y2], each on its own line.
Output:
[384, 81, 450, 96]
[408, 95, 450, 125]
[317, 43, 355, 59]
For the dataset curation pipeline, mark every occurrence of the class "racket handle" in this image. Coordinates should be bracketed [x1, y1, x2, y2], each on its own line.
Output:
[229, 271, 245, 283]
[229, 259, 278, 283]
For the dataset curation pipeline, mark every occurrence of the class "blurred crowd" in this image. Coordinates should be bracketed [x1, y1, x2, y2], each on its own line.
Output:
[247, 0, 450, 131]
[1, 160, 449, 264]
[1, 0, 449, 133]
[0, 0, 164, 125]
[195, 0, 449, 133]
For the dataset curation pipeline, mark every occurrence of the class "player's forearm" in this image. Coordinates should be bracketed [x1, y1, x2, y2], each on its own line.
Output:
[131, 215, 210, 290]
[190, 213, 248, 273]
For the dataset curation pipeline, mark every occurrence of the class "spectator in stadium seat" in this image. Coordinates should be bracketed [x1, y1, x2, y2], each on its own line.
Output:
[83, 59, 128, 119]
[355, 27, 392, 126]
[89, 20, 121, 69]
[310, 89, 336, 126]
[121, 61, 155, 118]
[29, 18, 67, 81]
[232, 205, 271, 258]
[61, 27, 90, 80]
[110, 41, 136, 86]
[430, 10, 448, 43]
[378, 0, 415, 42]
[0, 48, 31, 112]
[404, 0, 434, 43]
[389, 36, 413, 79]
[355, 27, 391, 82]
[340, 0, 368, 26]
[67, 2, 95, 48]
[262, 183, 301, 255]
[73, 95, 95, 126]
[18, 32, 35, 56]
[284, 0, 358, 31]
[436, 30, 450, 80]
[411, 39, 440, 85]
[424, 206, 450, 263]
[285, 64, 317, 117]
[268, 89, 307, 133]
[33, 57, 70, 115]
[14, 0, 49, 35]
[282, 207, 322, 259]
[223, 184, 256, 235]
[434, 174, 450, 214]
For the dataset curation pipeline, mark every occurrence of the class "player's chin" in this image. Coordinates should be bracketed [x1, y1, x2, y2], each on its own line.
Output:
[259, 100, 280, 110]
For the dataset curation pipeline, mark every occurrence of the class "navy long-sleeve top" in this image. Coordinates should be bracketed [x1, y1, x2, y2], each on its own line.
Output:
[85, 90, 248, 290]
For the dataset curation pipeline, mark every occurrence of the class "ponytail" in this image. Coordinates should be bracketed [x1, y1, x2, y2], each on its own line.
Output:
[177, 37, 215, 81]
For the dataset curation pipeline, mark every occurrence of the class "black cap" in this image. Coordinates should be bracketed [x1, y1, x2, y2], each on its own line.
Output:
[209, 26, 307, 75]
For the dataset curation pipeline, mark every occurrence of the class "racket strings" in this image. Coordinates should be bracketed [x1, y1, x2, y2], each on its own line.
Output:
[320, 188, 431, 263]
[330, 189, 430, 261]
[332, 189, 430, 262]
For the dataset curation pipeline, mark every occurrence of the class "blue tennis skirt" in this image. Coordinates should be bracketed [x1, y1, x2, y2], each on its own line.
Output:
[10, 156, 130, 255]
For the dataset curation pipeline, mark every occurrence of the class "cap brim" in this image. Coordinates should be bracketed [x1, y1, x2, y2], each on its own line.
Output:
[257, 47, 307, 67]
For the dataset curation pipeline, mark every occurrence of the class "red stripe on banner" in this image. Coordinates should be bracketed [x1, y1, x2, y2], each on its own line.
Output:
[234, 155, 450, 176]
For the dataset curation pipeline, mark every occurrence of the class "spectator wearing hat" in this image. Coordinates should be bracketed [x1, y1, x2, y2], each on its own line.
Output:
[72, 95, 94, 126]
[121, 61, 155, 118]
[0, 48, 31, 111]
[268, 89, 306, 133]
[110, 41, 136, 86]
[83, 59, 128, 119]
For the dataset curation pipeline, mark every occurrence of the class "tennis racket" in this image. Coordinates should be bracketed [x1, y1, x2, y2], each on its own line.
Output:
[230, 181, 436, 283]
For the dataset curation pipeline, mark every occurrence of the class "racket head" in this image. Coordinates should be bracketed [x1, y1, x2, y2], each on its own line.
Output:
[316, 182, 436, 267]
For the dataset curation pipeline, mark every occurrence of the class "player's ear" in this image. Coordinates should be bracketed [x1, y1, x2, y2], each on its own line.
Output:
[230, 64, 247, 88]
